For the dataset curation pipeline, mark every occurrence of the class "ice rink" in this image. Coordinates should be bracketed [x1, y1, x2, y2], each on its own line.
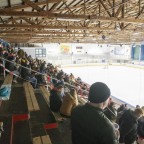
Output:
[62, 65, 144, 107]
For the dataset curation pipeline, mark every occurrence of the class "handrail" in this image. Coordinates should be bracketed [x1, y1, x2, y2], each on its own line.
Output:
[0, 57, 84, 88]
[0, 63, 49, 87]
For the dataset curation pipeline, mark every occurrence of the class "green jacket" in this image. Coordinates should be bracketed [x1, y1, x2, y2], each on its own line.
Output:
[71, 103, 118, 144]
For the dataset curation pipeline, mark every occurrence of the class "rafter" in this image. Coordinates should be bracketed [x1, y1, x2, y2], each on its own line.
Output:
[115, 5, 123, 17]
[49, 0, 62, 11]
[0, 24, 115, 31]
[24, 0, 43, 12]
[99, 0, 112, 17]
[0, 10, 144, 24]
[20, 17, 36, 25]
[0, 0, 143, 44]
[4, 0, 62, 11]
[7, 0, 11, 7]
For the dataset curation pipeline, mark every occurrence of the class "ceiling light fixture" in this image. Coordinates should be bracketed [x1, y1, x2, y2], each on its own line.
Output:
[57, 18, 81, 22]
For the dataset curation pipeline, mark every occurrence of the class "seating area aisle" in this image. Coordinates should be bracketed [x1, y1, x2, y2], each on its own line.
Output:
[0, 77, 73, 144]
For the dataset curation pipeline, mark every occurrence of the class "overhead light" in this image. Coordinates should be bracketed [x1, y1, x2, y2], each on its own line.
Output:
[91, 20, 99, 25]
[115, 23, 121, 31]
[45, 28, 60, 31]
[57, 18, 81, 22]
[132, 33, 139, 35]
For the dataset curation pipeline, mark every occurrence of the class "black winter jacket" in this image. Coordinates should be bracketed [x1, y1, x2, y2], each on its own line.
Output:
[5, 59, 16, 72]
[71, 103, 118, 144]
[50, 89, 62, 112]
[119, 109, 138, 144]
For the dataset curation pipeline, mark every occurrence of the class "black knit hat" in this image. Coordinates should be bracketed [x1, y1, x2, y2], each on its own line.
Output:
[88, 82, 111, 103]
[55, 81, 64, 88]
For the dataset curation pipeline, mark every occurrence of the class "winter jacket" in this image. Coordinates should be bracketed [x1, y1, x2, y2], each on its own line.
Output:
[137, 116, 144, 138]
[50, 89, 62, 112]
[71, 103, 118, 144]
[5, 58, 16, 72]
[119, 109, 138, 144]
[104, 105, 117, 122]
[21, 64, 31, 79]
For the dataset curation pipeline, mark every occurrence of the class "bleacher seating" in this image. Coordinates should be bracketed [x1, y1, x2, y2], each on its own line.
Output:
[40, 86, 50, 105]
[2, 74, 13, 85]
[40, 86, 65, 122]
[23, 82, 40, 112]
[33, 135, 52, 144]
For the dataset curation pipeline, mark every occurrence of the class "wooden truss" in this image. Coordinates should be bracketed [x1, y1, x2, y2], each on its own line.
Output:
[0, 0, 144, 44]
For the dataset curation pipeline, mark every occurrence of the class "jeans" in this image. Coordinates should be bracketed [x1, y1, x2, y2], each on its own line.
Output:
[26, 76, 37, 89]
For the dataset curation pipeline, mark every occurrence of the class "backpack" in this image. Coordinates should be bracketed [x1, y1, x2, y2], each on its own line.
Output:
[0, 86, 9, 97]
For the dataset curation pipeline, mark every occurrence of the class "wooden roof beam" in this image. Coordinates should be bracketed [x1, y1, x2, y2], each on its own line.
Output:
[0, 24, 142, 32]
[0, 17, 4, 24]
[49, 0, 62, 12]
[4, 0, 61, 10]
[115, 5, 123, 17]
[20, 17, 36, 25]
[0, 24, 115, 31]
[99, 0, 112, 17]
[7, 0, 11, 7]
[0, 30, 115, 35]
[24, 0, 43, 12]
[0, 10, 144, 24]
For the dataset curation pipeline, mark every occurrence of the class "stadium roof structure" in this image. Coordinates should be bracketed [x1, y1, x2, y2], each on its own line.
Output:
[0, 0, 144, 44]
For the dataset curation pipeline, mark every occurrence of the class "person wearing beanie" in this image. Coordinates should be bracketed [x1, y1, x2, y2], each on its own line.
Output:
[5, 55, 20, 83]
[50, 81, 65, 112]
[71, 82, 118, 144]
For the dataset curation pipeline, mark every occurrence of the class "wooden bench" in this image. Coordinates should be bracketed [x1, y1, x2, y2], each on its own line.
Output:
[39, 86, 50, 106]
[2, 74, 13, 85]
[33, 135, 52, 144]
[23, 82, 40, 112]
[0, 74, 13, 100]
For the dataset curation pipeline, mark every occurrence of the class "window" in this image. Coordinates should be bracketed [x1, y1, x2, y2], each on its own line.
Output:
[35, 49, 46, 57]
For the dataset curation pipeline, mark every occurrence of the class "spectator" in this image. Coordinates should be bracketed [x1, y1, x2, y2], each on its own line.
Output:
[117, 104, 127, 113]
[137, 107, 144, 144]
[40, 61, 46, 73]
[104, 102, 117, 122]
[60, 88, 78, 117]
[71, 82, 118, 144]
[21, 60, 37, 88]
[50, 82, 64, 112]
[137, 119, 144, 144]
[77, 77, 81, 83]
[5, 55, 20, 83]
[119, 108, 143, 144]
[116, 104, 128, 124]
[136, 105, 141, 108]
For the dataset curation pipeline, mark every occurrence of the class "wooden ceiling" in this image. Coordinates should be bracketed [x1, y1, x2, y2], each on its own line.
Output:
[0, 0, 144, 44]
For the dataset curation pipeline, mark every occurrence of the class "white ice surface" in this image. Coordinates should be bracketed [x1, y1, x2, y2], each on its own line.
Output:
[62, 65, 144, 107]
